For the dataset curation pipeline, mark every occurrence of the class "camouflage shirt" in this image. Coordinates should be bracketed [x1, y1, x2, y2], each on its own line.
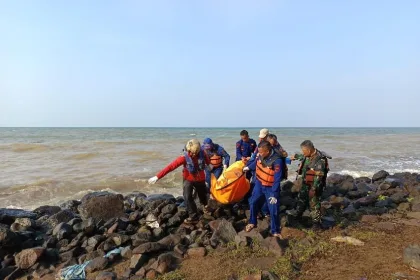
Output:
[296, 150, 328, 190]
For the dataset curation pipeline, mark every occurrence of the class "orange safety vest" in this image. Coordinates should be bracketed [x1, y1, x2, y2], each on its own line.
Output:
[210, 154, 222, 168]
[256, 160, 276, 187]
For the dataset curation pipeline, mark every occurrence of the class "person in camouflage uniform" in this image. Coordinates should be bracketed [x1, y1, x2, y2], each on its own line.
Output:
[290, 140, 331, 227]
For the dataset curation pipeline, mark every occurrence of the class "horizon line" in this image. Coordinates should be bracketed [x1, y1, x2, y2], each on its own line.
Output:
[1, 126, 420, 129]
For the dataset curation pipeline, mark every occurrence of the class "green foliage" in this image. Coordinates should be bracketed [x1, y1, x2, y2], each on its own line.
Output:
[378, 195, 388, 201]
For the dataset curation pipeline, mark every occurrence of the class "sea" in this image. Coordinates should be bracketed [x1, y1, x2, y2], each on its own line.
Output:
[1, 127, 419, 210]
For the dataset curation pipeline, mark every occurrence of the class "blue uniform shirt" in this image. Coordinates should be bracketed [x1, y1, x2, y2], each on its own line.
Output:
[236, 138, 257, 161]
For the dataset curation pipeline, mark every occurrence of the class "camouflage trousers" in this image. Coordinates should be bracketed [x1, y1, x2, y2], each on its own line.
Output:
[296, 184, 323, 223]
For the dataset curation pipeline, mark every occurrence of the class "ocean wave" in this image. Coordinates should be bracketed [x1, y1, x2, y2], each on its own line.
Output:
[126, 150, 160, 157]
[67, 153, 99, 160]
[11, 143, 49, 152]
[94, 140, 151, 146]
[336, 170, 376, 178]
[336, 168, 420, 178]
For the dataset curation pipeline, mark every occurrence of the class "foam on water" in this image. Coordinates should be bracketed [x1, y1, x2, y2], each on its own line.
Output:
[0, 127, 419, 209]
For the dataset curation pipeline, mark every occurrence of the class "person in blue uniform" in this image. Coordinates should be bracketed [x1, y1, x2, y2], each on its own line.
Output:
[236, 130, 257, 161]
[202, 138, 230, 190]
[243, 141, 286, 238]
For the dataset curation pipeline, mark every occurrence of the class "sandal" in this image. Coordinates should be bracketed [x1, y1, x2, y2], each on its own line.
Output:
[184, 218, 199, 224]
[245, 224, 255, 232]
[203, 205, 211, 215]
[272, 233, 284, 239]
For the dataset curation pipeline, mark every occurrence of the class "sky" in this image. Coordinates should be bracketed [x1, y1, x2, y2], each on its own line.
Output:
[0, 0, 419, 127]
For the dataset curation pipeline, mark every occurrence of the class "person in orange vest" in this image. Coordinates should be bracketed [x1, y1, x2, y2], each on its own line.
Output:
[202, 138, 230, 191]
[243, 140, 286, 238]
[148, 139, 211, 224]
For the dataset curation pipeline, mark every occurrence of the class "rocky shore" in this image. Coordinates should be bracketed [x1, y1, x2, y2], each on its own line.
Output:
[1, 170, 420, 280]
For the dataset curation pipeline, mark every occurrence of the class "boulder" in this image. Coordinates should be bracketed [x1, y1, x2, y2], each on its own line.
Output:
[262, 237, 286, 256]
[146, 194, 176, 202]
[131, 231, 153, 247]
[0, 209, 37, 224]
[60, 200, 81, 213]
[86, 235, 106, 250]
[384, 177, 404, 188]
[237, 230, 264, 242]
[0, 267, 16, 280]
[14, 218, 35, 228]
[329, 196, 349, 208]
[379, 182, 392, 191]
[354, 177, 371, 184]
[84, 250, 105, 262]
[59, 247, 82, 263]
[133, 242, 165, 254]
[145, 269, 158, 279]
[326, 173, 348, 186]
[3, 267, 23, 280]
[130, 254, 148, 270]
[338, 181, 356, 195]
[157, 234, 182, 249]
[129, 211, 142, 222]
[46, 210, 75, 228]
[372, 170, 389, 182]
[33, 206, 61, 216]
[85, 256, 108, 273]
[160, 204, 177, 216]
[111, 234, 130, 246]
[375, 198, 393, 208]
[390, 193, 407, 204]
[187, 247, 207, 258]
[403, 245, 420, 270]
[96, 271, 117, 280]
[291, 178, 302, 193]
[15, 247, 45, 269]
[355, 195, 377, 207]
[82, 217, 96, 235]
[321, 216, 336, 228]
[121, 246, 133, 259]
[32, 267, 52, 278]
[397, 203, 411, 212]
[0, 224, 19, 248]
[210, 219, 237, 244]
[150, 252, 182, 274]
[53, 222, 73, 240]
[235, 235, 250, 247]
[78, 192, 125, 221]
[342, 205, 357, 218]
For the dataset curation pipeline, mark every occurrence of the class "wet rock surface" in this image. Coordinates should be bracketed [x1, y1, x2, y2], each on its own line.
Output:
[0, 171, 418, 279]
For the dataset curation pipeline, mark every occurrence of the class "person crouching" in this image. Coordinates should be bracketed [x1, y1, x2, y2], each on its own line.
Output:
[148, 139, 211, 224]
[243, 140, 286, 238]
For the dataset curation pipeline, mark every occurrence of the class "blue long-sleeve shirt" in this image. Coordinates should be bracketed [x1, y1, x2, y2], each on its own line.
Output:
[249, 146, 259, 162]
[236, 138, 257, 161]
[248, 151, 284, 193]
[204, 144, 230, 167]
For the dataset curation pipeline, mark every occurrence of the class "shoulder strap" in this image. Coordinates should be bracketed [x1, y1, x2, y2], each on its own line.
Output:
[260, 152, 281, 168]
[184, 152, 193, 165]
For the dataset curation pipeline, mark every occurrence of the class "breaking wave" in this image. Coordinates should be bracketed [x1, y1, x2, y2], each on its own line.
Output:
[11, 143, 49, 152]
